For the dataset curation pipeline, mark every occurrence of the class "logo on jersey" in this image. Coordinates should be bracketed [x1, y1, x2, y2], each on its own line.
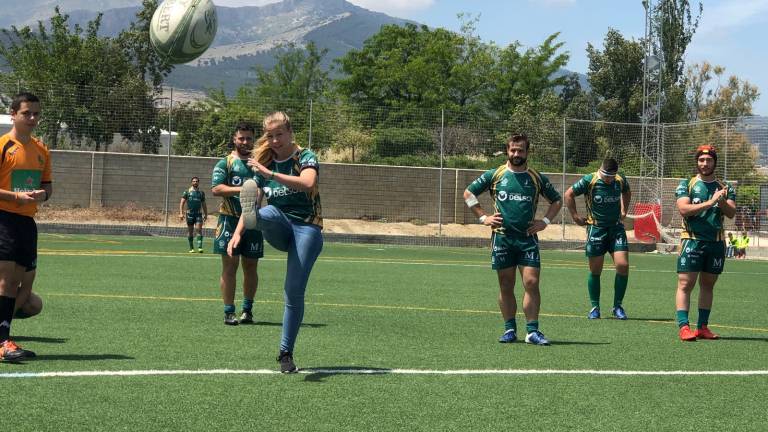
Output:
[713, 258, 723, 268]
[692, 198, 702, 204]
[500, 178, 509, 186]
[263, 186, 300, 200]
[231, 176, 243, 186]
[594, 195, 620, 204]
[497, 191, 532, 202]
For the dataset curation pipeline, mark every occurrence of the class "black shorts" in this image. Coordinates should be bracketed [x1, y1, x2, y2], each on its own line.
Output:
[0, 210, 38, 269]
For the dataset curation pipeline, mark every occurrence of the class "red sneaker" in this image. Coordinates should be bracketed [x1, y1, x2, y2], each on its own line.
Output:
[694, 325, 720, 340]
[679, 325, 697, 341]
[0, 339, 36, 361]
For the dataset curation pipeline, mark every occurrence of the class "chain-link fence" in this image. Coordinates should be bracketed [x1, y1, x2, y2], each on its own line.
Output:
[3, 81, 766, 257]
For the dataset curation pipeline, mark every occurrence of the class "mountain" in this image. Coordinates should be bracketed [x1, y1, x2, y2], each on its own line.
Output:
[2, 0, 589, 96]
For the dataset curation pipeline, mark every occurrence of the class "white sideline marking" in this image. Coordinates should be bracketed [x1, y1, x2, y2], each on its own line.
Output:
[2, 369, 768, 379]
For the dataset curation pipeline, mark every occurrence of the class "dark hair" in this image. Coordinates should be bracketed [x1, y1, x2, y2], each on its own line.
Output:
[601, 158, 619, 173]
[10, 92, 40, 113]
[233, 121, 255, 135]
[507, 133, 530, 150]
[191, 176, 199, 182]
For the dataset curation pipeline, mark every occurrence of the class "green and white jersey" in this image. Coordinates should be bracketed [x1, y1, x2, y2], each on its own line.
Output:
[211, 154, 255, 217]
[255, 148, 323, 227]
[182, 187, 205, 214]
[571, 172, 629, 227]
[675, 177, 736, 241]
[467, 165, 561, 236]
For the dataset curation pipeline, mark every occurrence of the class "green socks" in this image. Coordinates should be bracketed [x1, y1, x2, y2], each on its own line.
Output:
[588, 274, 601, 308]
[187, 236, 194, 249]
[526, 320, 539, 333]
[696, 308, 711, 328]
[614, 273, 628, 308]
[196, 235, 203, 249]
[242, 298, 254, 313]
[676, 310, 689, 328]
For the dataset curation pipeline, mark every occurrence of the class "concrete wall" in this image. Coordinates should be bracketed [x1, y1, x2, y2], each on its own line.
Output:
[46, 150, 687, 226]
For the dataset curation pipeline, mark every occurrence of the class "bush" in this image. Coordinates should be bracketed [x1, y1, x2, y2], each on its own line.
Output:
[372, 128, 436, 157]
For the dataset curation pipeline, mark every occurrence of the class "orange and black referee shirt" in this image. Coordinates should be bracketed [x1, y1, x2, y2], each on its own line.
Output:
[0, 133, 52, 217]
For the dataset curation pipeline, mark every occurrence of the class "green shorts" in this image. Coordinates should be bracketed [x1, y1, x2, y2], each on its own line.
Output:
[677, 239, 725, 274]
[214, 215, 264, 258]
[186, 212, 204, 226]
[585, 224, 628, 257]
[491, 233, 540, 270]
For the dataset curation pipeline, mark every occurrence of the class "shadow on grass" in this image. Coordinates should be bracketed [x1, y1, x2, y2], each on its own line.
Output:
[718, 336, 768, 342]
[301, 366, 392, 382]
[249, 321, 326, 328]
[14, 336, 68, 343]
[31, 354, 135, 361]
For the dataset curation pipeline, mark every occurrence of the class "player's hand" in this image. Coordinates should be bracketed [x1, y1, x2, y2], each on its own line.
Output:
[483, 213, 503, 229]
[247, 158, 270, 177]
[572, 214, 587, 226]
[527, 219, 548, 235]
[14, 191, 37, 204]
[227, 232, 241, 257]
[179, 214, 184, 220]
[31, 189, 47, 202]
[710, 188, 727, 206]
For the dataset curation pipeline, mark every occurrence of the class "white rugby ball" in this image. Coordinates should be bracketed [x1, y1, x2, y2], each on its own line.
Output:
[150, 0, 218, 64]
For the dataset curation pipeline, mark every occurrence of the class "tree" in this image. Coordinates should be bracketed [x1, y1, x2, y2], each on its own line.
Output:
[116, 0, 174, 90]
[586, 29, 644, 122]
[251, 41, 331, 105]
[0, 6, 172, 152]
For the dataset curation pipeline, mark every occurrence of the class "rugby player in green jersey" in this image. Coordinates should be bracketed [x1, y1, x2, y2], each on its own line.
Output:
[232, 111, 323, 373]
[564, 158, 632, 320]
[211, 122, 264, 326]
[179, 176, 208, 253]
[674, 145, 736, 341]
[464, 134, 562, 346]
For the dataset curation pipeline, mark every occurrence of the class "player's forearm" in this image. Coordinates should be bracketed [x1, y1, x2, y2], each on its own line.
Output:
[721, 200, 737, 218]
[544, 200, 562, 222]
[212, 185, 240, 197]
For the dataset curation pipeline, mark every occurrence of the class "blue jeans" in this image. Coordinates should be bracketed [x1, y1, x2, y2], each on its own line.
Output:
[257, 205, 323, 353]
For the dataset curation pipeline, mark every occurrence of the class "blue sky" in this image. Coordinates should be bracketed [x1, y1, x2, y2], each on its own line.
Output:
[217, 0, 768, 116]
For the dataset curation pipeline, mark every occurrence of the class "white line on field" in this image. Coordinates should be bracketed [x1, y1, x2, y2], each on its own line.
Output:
[2, 369, 767, 378]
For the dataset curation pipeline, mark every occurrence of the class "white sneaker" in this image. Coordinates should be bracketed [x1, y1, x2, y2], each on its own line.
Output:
[240, 179, 260, 230]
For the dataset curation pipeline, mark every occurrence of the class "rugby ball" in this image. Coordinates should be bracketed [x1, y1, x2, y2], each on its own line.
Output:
[150, 0, 218, 64]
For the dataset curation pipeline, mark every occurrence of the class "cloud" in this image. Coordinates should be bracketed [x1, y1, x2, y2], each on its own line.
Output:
[698, 0, 768, 34]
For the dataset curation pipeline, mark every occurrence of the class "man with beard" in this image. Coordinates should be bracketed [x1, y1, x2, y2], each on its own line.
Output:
[179, 176, 208, 253]
[463, 134, 562, 346]
[674, 145, 736, 341]
[564, 158, 632, 320]
[211, 122, 264, 325]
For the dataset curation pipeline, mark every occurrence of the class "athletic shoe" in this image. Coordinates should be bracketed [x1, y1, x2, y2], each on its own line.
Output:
[524, 330, 551, 346]
[197, 248, 204, 254]
[0, 340, 35, 361]
[239, 311, 254, 324]
[694, 325, 719, 340]
[277, 351, 298, 373]
[241, 179, 260, 230]
[224, 312, 239, 326]
[679, 325, 697, 341]
[588, 306, 601, 319]
[498, 329, 517, 343]
[612, 306, 628, 320]
[188, 249, 195, 253]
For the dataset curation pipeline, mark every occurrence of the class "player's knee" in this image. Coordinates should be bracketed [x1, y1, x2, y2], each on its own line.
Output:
[15, 293, 42, 319]
[615, 264, 629, 275]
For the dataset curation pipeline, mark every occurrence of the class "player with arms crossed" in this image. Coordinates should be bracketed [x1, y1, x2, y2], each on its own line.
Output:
[564, 157, 632, 320]
[675, 145, 736, 341]
[211, 122, 264, 326]
[464, 134, 562, 346]
[179, 176, 208, 253]
[0, 92, 52, 361]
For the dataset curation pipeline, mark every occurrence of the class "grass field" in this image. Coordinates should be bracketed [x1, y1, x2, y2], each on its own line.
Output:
[5, 233, 768, 431]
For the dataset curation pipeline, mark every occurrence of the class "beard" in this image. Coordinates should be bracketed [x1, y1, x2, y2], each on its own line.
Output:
[235, 145, 252, 157]
[697, 165, 715, 176]
[509, 156, 526, 166]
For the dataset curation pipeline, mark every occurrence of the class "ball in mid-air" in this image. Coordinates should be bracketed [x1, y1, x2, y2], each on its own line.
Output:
[150, 0, 218, 64]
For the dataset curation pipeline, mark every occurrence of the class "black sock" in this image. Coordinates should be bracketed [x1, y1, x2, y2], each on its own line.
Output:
[0, 296, 17, 342]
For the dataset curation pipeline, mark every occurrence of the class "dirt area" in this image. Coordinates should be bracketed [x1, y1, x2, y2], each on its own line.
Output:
[36, 204, 602, 240]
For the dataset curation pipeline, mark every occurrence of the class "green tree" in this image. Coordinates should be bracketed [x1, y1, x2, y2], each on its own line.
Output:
[586, 28, 644, 123]
[0, 6, 171, 152]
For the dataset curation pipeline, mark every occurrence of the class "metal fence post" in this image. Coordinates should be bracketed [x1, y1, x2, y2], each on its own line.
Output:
[562, 118, 567, 242]
[308, 99, 313, 150]
[724, 119, 730, 182]
[163, 87, 174, 227]
[438, 108, 445, 236]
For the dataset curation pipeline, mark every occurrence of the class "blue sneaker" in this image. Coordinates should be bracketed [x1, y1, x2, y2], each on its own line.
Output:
[240, 179, 261, 230]
[612, 306, 628, 320]
[588, 306, 601, 319]
[498, 329, 517, 343]
[525, 330, 550, 346]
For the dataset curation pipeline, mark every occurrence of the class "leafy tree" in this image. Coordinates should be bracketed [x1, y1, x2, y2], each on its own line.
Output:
[0, 6, 172, 152]
[251, 41, 331, 106]
[586, 28, 644, 123]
